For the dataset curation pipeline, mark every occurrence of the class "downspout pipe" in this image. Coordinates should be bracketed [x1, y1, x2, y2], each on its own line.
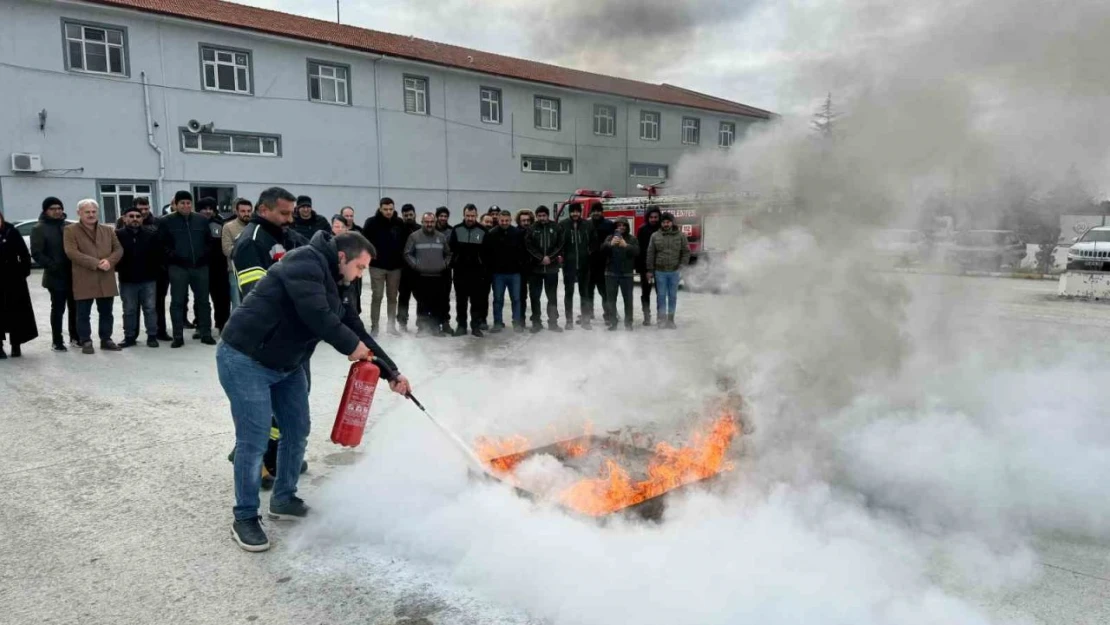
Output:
[141, 71, 165, 207]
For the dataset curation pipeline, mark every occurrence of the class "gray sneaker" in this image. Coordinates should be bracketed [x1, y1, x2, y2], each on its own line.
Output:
[231, 516, 270, 552]
[268, 496, 310, 521]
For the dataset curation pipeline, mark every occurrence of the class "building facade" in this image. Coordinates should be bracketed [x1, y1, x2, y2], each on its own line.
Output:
[0, 0, 772, 222]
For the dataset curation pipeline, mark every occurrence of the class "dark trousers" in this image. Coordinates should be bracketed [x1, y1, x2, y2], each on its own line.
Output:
[440, 268, 453, 325]
[156, 269, 169, 336]
[414, 274, 447, 330]
[605, 276, 634, 326]
[639, 270, 654, 313]
[528, 272, 559, 325]
[519, 272, 531, 321]
[169, 265, 211, 338]
[590, 260, 609, 321]
[209, 265, 231, 331]
[563, 262, 592, 323]
[76, 297, 115, 343]
[48, 286, 78, 345]
[397, 268, 414, 323]
[453, 269, 489, 330]
[120, 281, 158, 341]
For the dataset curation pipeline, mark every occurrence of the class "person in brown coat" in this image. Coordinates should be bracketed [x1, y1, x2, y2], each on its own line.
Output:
[64, 198, 124, 354]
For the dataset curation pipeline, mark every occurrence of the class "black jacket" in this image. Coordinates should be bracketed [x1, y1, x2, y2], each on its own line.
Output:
[221, 232, 400, 375]
[158, 211, 211, 268]
[482, 225, 526, 274]
[524, 220, 564, 274]
[559, 218, 596, 268]
[449, 222, 487, 271]
[30, 213, 72, 290]
[206, 216, 228, 275]
[635, 209, 662, 273]
[232, 215, 306, 298]
[114, 225, 162, 283]
[0, 221, 37, 345]
[603, 232, 640, 277]
[292, 211, 330, 241]
[362, 212, 409, 271]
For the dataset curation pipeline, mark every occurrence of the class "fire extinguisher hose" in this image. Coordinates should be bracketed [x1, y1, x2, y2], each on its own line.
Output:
[373, 358, 489, 474]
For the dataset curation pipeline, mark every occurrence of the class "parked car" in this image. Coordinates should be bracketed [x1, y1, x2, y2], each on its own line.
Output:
[946, 230, 1025, 271]
[15, 219, 76, 268]
[872, 229, 928, 266]
[1066, 226, 1110, 272]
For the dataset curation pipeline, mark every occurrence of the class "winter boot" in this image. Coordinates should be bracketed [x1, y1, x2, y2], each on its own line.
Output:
[530, 323, 543, 334]
[642, 308, 652, 327]
[453, 326, 468, 337]
[549, 322, 564, 333]
[666, 313, 677, 329]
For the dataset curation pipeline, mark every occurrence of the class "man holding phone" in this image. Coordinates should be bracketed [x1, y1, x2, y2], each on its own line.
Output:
[602, 218, 640, 331]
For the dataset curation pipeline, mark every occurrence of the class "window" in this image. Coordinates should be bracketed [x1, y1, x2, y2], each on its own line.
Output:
[480, 87, 502, 124]
[308, 61, 350, 105]
[404, 76, 428, 114]
[200, 45, 251, 94]
[629, 163, 669, 179]
[534, 96, 560, 131]
[719, 122, 736, 148]
[593, 104, 616, 136]
[181, 129, 280, 156]
[98, 182, 152, 223]
[682, 117, 700, 145]
[63, 20, 128, 77]
[522, 156, 572, 174]
[640, 111, 660, 141]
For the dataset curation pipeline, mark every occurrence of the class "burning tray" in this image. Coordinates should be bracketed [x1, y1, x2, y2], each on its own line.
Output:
[472, 416, 737, 522]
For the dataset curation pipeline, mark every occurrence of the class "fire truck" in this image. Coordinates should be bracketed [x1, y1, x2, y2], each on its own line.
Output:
[554, 183, 759, 264]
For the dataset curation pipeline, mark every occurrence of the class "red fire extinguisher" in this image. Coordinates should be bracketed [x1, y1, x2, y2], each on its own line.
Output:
[330, 359, 384, 447]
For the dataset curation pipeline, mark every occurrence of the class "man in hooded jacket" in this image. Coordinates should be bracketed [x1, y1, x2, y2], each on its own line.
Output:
[30, 196, 79, 350]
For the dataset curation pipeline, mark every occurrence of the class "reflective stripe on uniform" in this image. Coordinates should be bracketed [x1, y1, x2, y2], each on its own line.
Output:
[237, 266, 266, 286]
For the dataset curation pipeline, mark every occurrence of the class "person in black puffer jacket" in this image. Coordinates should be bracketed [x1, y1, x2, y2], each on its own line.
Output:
[361, 198, 409, 335]
[115, 205, 162, 347]
[587, 204, 616, 324]
[0, 211, 37, 357]
[30, 196, 78, 350]
[291, 195, 330, 241]
[158, 190, 213, 345]
[218, 230, 413, 553]
[602, 218, 640, 331]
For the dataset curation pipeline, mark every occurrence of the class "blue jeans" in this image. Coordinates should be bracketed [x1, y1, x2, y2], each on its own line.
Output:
[120, 281, 157, 341]
[491, 273, 522, 325]
[216, 342, 310, 521]
[76, 297, 114, 343]
[655, 271, 680, 316]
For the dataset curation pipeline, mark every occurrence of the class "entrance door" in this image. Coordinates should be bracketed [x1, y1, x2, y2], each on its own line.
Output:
[191, 184, 237, 218]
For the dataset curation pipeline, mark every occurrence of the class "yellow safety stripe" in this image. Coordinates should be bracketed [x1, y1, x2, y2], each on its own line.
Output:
[237, 267, 267, 286]
[269, 426, 281, 441]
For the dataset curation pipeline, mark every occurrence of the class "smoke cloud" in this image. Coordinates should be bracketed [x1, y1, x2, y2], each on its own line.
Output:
[293, 1, 1110, 623]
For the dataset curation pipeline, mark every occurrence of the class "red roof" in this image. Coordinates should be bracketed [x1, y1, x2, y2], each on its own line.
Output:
[83, 0, 774, 119]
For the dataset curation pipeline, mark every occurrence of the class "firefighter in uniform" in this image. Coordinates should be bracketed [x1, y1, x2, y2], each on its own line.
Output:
[226, 187, 308, 487]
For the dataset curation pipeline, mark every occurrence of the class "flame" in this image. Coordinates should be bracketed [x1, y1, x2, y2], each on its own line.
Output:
[475, 411, 740, 517]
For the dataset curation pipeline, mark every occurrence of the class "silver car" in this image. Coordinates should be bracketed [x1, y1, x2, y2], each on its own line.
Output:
[1066, 226, 1110, 272]
[946, 230, 1025, 271]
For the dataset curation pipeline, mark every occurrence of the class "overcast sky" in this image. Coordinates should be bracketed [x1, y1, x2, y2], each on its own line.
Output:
[237, 0, 802, 114]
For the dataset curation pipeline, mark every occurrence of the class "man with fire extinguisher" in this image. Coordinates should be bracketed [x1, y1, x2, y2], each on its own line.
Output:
[219, 229, 411, 552]
[226, 187, 308, 489]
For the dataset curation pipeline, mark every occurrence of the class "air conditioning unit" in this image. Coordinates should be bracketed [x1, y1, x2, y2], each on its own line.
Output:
[11, 153, 43, 173]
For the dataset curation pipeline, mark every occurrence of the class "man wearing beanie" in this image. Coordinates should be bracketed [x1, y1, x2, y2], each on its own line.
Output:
[291, 195, 329, 240]
[158, 190, 215, 347]
[30, 197, 79, 350]
[115, 205, 162, 347]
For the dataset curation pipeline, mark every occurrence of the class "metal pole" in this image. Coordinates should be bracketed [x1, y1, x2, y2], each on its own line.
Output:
[336, 0, 340, 23]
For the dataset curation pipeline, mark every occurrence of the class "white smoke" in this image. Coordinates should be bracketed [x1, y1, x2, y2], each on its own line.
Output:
[293, 1, 1110, 623]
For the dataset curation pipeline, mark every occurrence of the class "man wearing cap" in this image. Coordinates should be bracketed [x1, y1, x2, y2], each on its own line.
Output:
[115, 204, 162, 347]
[197, 198, 231, 335]
[158, 190, 215, 347]
[291, 195, 329, 241]
[30, 196, 79, 350]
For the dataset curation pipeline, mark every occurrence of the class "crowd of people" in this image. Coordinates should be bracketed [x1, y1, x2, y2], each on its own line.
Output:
[0, 190, 692, 358]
